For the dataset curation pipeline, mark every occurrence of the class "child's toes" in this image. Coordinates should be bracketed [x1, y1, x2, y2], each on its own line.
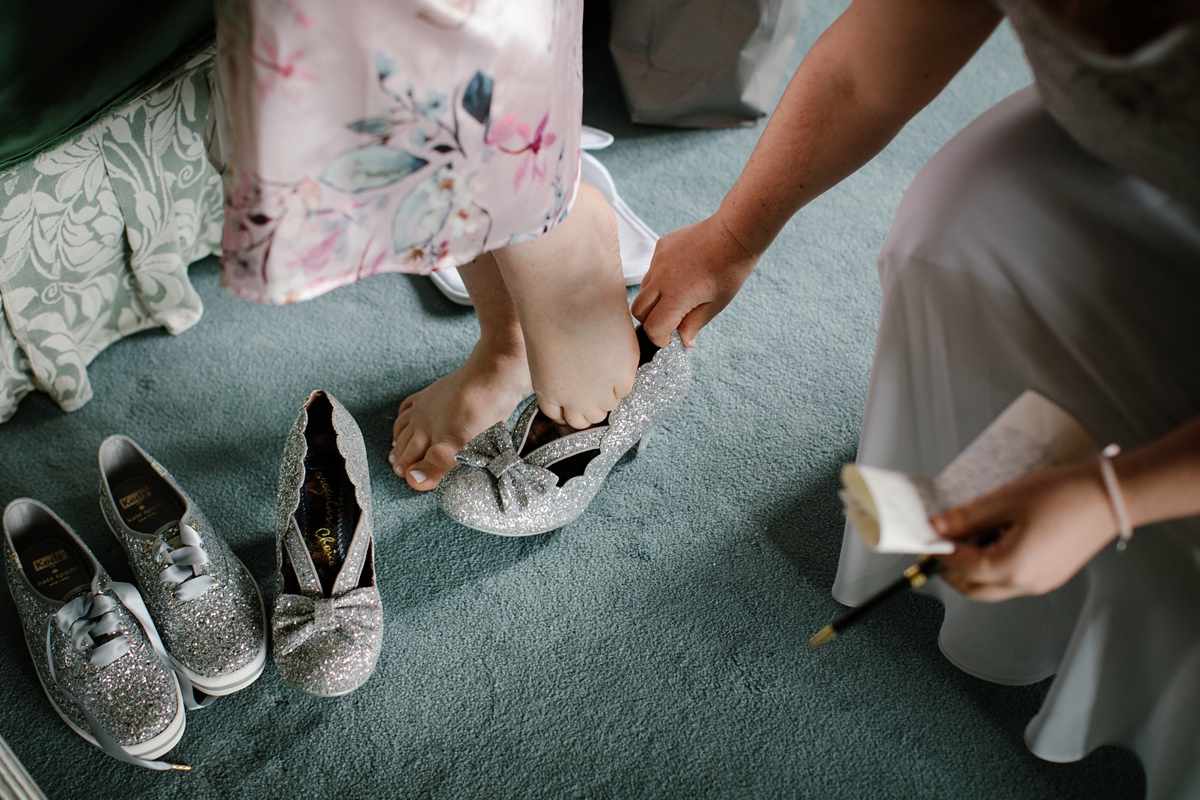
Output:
[405, 441, 459, 491]
[390, 425, 416, 467]
[616, 370, 636, 400]
[586, 404, 611, 425]
[392, 406, 414, 442]
[563, 407, 595, 430]
[396, 432, 430, 478]
[537, 400, 567, 426]
[566, 404, 610, 430]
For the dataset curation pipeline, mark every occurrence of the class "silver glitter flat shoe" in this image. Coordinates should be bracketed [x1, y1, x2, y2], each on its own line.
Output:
[437, 329, 691, 536]
[98, 436, 267, 708]
[3, 499, 188, 771]
[272, 390, 382, 697]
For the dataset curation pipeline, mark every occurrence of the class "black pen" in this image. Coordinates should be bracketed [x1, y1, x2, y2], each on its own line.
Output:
[809, 525, 1004, 646]
[809, 555, 942, 646]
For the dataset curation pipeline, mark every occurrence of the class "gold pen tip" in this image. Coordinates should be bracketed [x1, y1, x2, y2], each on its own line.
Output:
[809, 625, 837, 647]
[170, 765, 191, 772]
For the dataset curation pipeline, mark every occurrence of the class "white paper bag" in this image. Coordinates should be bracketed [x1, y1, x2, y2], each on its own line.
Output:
[608, 0, 804, 128]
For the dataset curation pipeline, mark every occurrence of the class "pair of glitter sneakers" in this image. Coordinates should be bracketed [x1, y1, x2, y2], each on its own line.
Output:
[1, 437, 267, 770]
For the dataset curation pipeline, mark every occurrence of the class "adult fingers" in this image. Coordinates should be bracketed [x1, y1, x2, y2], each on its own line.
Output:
[676, 302, 717, 348]
[938, 525, 1023, 586]
[641, 294, 692, 347]
[939, 570, 1021, 603]
[936, 544, 985, 575]
[930, 489, 1012, 543]
[937, 568, 975, 596]
[630, 286, 659, 323]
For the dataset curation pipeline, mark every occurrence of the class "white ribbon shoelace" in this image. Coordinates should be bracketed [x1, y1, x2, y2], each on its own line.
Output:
[151, 523, 215, 601]
[44, 583, 186, 770]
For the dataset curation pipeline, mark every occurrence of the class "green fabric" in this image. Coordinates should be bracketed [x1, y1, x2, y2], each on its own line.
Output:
[0, 0, 213, 169]
[0, 2, 1147, 798]
[0, 45, 222, 423]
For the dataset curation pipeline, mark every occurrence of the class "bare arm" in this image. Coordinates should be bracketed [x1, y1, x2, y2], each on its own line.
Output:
[1116, 415, 1200, 529]
[632, 0, 1004, 346]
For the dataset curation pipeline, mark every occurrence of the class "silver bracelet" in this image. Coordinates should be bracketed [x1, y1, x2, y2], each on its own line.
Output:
[1098, 443, 1133, 552]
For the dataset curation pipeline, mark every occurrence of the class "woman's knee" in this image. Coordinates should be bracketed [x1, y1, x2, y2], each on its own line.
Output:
[879, 86, 1103, 292]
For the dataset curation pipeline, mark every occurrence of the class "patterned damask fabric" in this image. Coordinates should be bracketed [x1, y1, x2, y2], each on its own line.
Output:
[0, 46, 222, 423]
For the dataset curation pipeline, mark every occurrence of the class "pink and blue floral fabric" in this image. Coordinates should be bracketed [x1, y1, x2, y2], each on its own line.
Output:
[213, 0, 583, 304]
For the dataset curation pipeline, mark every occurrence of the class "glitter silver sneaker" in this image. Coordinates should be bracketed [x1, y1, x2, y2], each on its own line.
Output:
[437, 329, 691, 536]
[273, 390, 382, 697]
[3, 499, 187, 771]
[98, 436, 267, 708]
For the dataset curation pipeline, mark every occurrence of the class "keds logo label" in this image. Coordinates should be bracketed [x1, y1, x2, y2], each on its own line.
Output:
[32, 550, 67, 572]
[120, 486, 153, 509]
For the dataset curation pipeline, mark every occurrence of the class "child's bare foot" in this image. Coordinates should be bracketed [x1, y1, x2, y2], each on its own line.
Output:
[493, 184, 639, 430]
[390, 341, 531, 491]
[389, 252, 532, 491]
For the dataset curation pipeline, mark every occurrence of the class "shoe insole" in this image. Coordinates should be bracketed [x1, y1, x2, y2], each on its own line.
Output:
[111, 475, 186, 535]
[291, 397, 359, 597]
[19, 534, 92, 604]
[520, 326, 662, 486]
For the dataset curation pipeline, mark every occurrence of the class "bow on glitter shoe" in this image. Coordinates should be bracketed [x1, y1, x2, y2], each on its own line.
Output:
[3, 499, 188, 770]
[455, 423, 560, 512]
[272, 391, 382, 698]
[438, 328, 692, 537]
[99, 435, 267, 709]
[271, 589, 383, 657]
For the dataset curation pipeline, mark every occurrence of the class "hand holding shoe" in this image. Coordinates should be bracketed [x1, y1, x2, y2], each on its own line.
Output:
[632, 211, 761, 348]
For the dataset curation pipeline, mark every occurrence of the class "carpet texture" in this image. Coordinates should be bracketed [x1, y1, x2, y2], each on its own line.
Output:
[0, 2, 1147, 797]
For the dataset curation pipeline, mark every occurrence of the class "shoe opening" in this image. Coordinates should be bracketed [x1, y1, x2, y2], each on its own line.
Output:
[100, 438, 186, 535]
[6, 503, 94, 603]
[288, 393, 361, 597]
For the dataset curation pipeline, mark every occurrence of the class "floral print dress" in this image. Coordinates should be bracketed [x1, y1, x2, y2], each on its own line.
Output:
[213, 0, 583, 304]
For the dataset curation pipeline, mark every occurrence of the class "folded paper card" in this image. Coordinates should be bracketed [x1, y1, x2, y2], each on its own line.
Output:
[841, 391, 1098, 554]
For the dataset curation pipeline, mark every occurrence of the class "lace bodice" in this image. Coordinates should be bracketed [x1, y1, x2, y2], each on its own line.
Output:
[996, 0, 1200, 207]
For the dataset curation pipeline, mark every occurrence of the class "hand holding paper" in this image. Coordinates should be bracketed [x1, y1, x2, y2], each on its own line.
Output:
[841, 391, 1098, 554]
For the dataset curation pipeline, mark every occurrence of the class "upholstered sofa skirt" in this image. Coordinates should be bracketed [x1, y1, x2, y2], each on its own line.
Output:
[0, 44, 222, 423]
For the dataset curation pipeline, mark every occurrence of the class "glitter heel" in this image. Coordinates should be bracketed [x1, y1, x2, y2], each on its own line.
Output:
[271, 391, 382, 697]
[437, 330, 691, 536]
[631, 428, 653, 456]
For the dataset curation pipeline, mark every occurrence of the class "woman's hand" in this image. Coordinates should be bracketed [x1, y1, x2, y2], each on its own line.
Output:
[931, 463, 1119, 602]
[631, 212, 761, 348]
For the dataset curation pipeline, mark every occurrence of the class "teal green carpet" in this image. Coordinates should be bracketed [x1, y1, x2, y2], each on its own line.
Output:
[0, 2, 1146, 797]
